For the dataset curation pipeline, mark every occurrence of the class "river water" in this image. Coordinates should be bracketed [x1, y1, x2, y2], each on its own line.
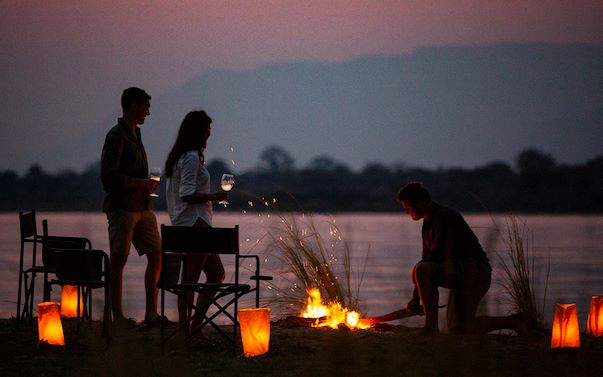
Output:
[1, 211, 601, 330]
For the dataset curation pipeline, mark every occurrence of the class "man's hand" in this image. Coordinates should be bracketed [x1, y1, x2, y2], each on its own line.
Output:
[141, 178, 160, 193]
[406, 298, 423, 315]
[212, 191, 228, 202]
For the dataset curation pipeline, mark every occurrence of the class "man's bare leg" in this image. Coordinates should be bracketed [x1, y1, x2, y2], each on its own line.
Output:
[110, 253, 128, 320]
[144, 251, 161, 322]
[414, 262, 440, 334]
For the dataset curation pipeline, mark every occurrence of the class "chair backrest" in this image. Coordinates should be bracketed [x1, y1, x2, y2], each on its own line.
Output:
[41, 219, 92, 269]
[161, 225, 239, 255]
[159, 225, 239, 288]
[52, 249, 106, 281]
[19, 210, 37, 240]
[42, 235, 90, 269]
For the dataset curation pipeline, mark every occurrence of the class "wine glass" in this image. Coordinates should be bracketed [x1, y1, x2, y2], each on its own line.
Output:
[219, 173, 234, 206]
[149, 167, 162, 198]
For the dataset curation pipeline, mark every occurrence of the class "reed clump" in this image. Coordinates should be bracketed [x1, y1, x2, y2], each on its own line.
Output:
[498, 215, 549, 331]
[264, 214, 368, 313]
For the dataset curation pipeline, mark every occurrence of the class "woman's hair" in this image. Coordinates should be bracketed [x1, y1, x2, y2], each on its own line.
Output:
[164, 110, 212, 177]
[396, 181, 431, 204]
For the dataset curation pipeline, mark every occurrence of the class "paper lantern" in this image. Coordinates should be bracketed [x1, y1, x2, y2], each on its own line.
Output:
[551, 303, 580, 348]
[586, 296, 603, 337]
[238, 308, 271, 357]
[38, 302, 65, 346]
[60, 285, 84, 318]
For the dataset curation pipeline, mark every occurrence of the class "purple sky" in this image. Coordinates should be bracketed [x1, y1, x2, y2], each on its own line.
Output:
[1, 0, 602, 173]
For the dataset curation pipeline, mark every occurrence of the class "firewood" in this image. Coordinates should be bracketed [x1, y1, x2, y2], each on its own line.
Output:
[274, 316, 324, 328]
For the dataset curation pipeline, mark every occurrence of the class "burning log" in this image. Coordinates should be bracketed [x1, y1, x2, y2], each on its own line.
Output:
[274, 315, 403, 332]
[278, 288, 436, 332]
[275, 316, 326, 329]
[300, 288, 372, 329]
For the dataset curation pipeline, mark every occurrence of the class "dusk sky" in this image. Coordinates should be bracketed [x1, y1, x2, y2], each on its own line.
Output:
[2, 1, 603, 174]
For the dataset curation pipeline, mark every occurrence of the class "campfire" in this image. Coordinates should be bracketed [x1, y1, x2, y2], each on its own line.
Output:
[300, 288, 372, 330]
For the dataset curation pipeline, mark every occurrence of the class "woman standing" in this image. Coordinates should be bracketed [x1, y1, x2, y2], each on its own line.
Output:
[164, 110, 228, 336]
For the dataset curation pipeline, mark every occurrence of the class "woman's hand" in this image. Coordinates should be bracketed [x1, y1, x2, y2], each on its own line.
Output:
[183, 191, 228, 204]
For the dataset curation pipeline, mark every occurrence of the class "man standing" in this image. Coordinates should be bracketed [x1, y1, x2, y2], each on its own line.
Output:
[101, 87, 164, 327]
[371, 181, 521, 335]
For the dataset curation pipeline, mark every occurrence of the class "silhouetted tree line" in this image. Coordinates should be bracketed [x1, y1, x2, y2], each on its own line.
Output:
[2, 147, 602, 213]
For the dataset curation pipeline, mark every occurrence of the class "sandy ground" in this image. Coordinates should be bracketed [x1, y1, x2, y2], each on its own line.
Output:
[1, 318, 602, 377]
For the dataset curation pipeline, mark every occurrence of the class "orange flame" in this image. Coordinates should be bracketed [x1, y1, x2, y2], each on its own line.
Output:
[301, 288, 371, 330]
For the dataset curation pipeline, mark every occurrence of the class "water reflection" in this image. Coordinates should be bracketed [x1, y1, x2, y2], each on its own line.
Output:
[2, 212, 601, 329]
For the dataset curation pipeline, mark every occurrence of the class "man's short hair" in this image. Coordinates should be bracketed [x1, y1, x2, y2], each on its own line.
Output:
[121, 87, 151, 113]
[396, 181, 431, 204]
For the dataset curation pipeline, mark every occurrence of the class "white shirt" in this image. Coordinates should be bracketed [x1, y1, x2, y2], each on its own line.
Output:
[166, 150, 213, 226]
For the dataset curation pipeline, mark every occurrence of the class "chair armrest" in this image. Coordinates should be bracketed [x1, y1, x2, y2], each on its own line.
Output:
[250, 275, 273, 281]
[238, 255, 260, 261]
[44, 235, 92, 249]
[238, 255, 272, 281]
[238, 255, 260, 273]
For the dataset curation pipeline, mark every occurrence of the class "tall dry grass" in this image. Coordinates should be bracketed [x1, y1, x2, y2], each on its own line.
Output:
[264, 214, 369, 314]
[497, 215, 549, 329]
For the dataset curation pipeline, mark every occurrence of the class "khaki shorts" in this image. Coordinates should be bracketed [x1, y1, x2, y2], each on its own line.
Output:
[107, 210, 161, 256]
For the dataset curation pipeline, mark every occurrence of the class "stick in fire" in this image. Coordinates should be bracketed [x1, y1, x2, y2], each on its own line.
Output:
[361, 305, 445, 327]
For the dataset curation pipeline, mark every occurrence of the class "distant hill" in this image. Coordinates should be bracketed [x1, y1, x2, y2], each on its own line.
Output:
[73, 43, 603, 173]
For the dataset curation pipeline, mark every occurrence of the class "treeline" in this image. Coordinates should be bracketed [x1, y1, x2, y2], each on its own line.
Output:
[1, 148, 602, 213]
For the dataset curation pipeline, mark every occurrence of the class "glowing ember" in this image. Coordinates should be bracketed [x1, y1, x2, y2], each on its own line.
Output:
[301, 288, 372, 330]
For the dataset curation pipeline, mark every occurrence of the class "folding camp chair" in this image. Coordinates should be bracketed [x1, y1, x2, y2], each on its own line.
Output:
[17, 210, 44, 325]
[41, 220, 92, 303]
[159, 225, 272, 350]
[16, 210, 93, 326]
[47, 248, 111, 335]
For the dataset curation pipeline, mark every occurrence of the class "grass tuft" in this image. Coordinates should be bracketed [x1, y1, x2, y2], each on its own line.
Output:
[264, 213, 369, 314]
[497, 215, 549, 330]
